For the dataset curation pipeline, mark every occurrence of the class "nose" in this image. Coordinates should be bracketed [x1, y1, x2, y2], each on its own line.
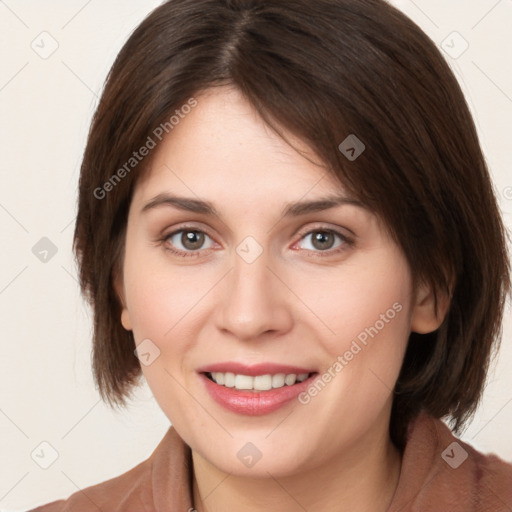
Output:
[214, 246, 294, 341]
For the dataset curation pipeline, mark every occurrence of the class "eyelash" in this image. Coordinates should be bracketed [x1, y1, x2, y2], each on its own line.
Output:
[160, 224, 354, 259]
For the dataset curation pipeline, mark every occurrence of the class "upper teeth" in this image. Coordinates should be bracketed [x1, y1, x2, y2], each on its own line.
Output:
[209, 372, 309, 391]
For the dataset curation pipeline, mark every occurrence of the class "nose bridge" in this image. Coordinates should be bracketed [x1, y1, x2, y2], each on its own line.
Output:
[215, 238, 292, 340]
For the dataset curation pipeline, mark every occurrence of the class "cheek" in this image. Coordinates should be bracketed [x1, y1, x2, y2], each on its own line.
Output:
[121, 241, 218, 386]
[296, 266, 412, 430]
[124, 278, 171, 340]
[296, 258, 413, 416]
[294, 258, 413, 356]
[122, 253, 200, 422]
[122, 236, 202, 338]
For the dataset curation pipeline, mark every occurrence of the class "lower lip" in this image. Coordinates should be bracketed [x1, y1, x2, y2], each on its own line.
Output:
[199, 372, 317, 415]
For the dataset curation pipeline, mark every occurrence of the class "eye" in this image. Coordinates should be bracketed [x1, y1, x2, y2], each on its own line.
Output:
[295, 228, 352, 255]
[160, 225, 353, 258]
[163, 228, 215, 256]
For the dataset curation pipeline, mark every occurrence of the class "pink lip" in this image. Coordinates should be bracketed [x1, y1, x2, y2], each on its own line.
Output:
[197, 363, 318, 416]
[196, 361, 315, 376]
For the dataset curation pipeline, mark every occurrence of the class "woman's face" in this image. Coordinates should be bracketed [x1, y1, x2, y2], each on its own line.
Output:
[118, 86, 436, 477]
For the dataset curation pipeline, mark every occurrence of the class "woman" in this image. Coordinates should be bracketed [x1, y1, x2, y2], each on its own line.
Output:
[30, 0, 512, 510]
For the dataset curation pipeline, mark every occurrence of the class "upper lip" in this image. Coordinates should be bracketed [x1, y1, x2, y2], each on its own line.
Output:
[197, 362, 315, 376]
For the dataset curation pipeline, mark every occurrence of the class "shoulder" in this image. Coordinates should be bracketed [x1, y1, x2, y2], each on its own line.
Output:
[25, 425, 192, 512]
[391, 411, 512, 511]
[26, 456, 153, 512]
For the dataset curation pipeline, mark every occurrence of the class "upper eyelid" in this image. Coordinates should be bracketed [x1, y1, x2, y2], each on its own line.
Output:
[163, 222, 351, 238]
[164, 223, 216, 242]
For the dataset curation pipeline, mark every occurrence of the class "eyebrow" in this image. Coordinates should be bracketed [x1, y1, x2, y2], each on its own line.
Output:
[140, 193, 365, 217]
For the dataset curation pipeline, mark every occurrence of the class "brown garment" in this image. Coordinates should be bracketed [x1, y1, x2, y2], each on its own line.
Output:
[28, 412, 512, 511]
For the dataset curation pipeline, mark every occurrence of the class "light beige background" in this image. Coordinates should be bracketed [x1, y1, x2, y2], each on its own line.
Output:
[0, 1, 511, 510]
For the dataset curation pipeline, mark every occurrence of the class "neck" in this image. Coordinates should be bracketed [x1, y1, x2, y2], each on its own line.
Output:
[191, 417, 402, 512]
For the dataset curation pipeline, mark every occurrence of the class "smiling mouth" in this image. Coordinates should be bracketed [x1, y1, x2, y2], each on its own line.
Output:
[204, 371, 315, 391]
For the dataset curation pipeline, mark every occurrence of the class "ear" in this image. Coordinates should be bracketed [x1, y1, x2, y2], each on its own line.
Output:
[113, 270, 133, 331]
[410, 280, 450, 334]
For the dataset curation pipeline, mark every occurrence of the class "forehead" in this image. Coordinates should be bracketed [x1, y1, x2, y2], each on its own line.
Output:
[131, 86, 349, 206]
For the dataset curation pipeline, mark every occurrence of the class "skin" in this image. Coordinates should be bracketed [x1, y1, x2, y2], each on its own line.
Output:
[116, 86, 447, 512]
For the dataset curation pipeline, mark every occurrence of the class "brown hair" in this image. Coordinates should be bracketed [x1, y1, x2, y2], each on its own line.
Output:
[73, 0, 510, 450]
